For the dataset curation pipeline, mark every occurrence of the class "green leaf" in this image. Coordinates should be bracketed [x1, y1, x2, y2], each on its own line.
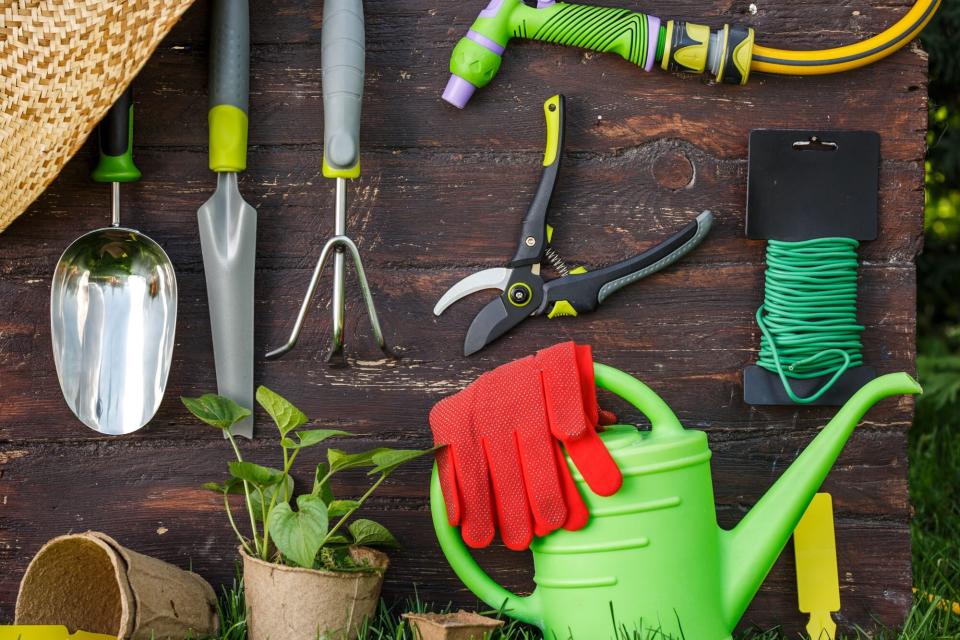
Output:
[252, 475, 295, 522]
[281, 428, 353, 450]
[348, 519, 399, 548]
[324, 534, 352, 545]
[268, 494, 329, 568]
[228, 461, 284, 487]
[256, 386, 308, 437]
[327, 448, 390, 473]
[181, 395, 251, 430]
[201, 478, 244, 494]
[312, 462, 334, 504]
[368, 447, 435, 476]
[327, 499, 360, 517]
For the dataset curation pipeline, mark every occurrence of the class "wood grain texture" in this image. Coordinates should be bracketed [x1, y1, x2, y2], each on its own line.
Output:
[0, 0, 927, 634]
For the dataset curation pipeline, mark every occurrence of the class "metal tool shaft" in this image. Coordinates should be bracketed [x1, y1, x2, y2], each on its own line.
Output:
[330, 177, 347, 360]
[111, 182, 120, 227]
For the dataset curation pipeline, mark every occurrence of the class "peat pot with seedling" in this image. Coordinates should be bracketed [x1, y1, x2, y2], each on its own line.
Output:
[183, 387, 433, 640]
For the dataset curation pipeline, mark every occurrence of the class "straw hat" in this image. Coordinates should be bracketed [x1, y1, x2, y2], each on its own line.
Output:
[0, 0, 196, 232]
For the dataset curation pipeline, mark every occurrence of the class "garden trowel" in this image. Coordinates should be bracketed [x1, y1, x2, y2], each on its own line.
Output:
[198, 0, 255, 438]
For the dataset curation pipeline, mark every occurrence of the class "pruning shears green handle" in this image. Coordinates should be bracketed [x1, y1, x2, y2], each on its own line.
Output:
[434, 94, 713, 355]
[510, 94, 564, 267]
[540, 211, 712, 318]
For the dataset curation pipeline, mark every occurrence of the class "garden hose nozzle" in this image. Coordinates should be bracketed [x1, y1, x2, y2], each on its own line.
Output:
[443, 0, 940, 108]
[442, 0, 752, 107]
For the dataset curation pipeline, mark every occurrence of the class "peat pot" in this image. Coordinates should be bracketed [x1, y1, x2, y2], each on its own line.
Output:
[15, 531, 218, 640]
[242, 546, 388, 640]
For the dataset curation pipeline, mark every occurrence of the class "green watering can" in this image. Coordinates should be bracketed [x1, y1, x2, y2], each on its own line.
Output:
[431, 363, 921, 639]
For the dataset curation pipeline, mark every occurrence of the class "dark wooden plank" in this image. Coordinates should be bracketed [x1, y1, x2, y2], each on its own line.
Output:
[0, 0, 927, 633]
[0, 150, 924, 274]
[0, 261, 916, 441]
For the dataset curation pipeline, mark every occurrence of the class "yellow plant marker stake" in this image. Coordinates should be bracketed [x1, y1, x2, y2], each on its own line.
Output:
[794, 493, 840, 639]
[0, 626, 116, 640]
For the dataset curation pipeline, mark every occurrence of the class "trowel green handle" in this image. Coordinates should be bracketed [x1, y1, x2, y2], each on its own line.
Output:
[92, 87, 141, 183]
[209, 0, 249, 172]
[321, 0, 364, 179]
[430, 363, 682, 626]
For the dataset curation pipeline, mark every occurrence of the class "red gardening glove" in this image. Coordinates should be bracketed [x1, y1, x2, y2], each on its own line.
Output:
[430, 342, 622, 551]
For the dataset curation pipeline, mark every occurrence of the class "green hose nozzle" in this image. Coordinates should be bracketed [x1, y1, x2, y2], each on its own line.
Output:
[442, 0, 754, 108]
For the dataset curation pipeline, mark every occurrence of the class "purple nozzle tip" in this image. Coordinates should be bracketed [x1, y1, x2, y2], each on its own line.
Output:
[443, 74, 476, 109]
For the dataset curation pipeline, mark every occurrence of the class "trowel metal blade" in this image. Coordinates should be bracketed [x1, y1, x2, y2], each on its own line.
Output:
[198, 172, 257, 438]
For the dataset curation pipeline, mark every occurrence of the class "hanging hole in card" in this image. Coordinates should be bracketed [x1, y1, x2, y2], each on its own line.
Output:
[746, 130, 879, 242]
[793, 136, 838, 152]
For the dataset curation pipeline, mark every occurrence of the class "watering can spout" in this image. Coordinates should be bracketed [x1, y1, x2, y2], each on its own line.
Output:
[719, 372, 921, 628]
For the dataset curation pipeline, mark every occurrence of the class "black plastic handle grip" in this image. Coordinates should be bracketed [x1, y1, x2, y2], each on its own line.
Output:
[540, 211, 713, 315]
[92, 86, 141, 183]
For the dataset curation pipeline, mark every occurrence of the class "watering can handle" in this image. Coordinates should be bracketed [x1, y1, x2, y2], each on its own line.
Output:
[430, 362, 684, 625]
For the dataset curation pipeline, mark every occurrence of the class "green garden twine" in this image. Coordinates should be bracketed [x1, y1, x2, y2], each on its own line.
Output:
[755, 237, 865, 404]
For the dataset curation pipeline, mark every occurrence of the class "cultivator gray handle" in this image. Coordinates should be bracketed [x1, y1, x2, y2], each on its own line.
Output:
[321, 0, 364, 178]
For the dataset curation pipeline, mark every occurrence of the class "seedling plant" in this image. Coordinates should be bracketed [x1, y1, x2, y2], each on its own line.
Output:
[183, 386, 433, 572]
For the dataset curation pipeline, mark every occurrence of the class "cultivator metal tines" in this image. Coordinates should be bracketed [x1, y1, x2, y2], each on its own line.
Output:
[265, 0, 391, 365]
[265, 178, 390, 365]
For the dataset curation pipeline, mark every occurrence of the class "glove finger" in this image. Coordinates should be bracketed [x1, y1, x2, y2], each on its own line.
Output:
[578, 346, 617, 426]
[438, 385, 497, 549]
[536, 342, 590, 440]
[428, 398, 465, 525]
[565, 430, 623, 497]
[555, 441, 590, 531]
[454, 443, 496, 548]
[516, 407, 567, 535]
[574, 343, 602, 426]
[598, 408, 617, 427]
[434, 447, 460, 525]
[482, 434, 534, 551]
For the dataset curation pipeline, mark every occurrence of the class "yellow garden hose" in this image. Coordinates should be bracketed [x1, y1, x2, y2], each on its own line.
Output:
[752, 0, 942, 75]
[444, 0, 943, 106]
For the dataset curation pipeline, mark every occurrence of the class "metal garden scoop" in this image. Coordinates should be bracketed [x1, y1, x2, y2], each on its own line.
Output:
[197, 0, 256, 438]
[51, 88, 178, 435]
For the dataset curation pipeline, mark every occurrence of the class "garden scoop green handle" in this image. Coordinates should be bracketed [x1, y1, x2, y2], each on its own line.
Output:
[431, 364, 921, 639]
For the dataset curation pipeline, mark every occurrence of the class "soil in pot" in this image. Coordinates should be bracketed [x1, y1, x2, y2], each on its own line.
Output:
[242, 546, 388, 640]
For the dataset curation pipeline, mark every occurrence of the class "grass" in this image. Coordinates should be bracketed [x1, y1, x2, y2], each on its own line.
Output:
[210, 584, 960, 639]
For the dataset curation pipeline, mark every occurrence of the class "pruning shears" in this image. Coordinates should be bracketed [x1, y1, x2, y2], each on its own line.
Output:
[434, 94, 713, 356]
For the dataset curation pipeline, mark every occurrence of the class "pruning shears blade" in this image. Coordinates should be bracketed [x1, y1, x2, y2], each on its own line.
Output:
[434, 267, 512, 316]
[463, 295, 529, 356]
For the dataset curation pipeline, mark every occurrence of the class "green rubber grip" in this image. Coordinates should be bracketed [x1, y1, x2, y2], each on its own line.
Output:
[92, 87, 141, 183]
[209, 0, 249, 172]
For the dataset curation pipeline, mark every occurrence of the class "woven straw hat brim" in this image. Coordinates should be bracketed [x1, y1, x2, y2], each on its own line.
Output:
[0, 0, 197, 232]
